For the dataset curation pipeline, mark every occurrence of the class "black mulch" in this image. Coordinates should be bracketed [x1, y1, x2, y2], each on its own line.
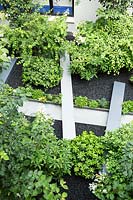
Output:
[76, 123, 105, 137]
[72, 70, 133, 101]
[64, 173, 99, 200]
[53, 120, 63, 139]
[5, 62, 61, 94]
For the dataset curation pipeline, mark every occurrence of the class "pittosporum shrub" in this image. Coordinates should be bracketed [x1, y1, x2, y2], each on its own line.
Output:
[0, 0, 40, 26]
[71, 131, 104, 179]
[70, 10, 133, 80]
[0, 13, 9, 72]
[90, 123, 133, 200]
[0, 85, 71, 199]
[98, 0, 132, 13]
[22, 56, 62, 89]
[6, 13, 67, 89]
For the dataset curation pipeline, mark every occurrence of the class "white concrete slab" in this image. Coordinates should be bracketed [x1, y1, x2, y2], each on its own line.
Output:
[74, 107, 108, 126]
[18, 101, 62, 120]
[0, 58, 16, 84]
[18, 100, 133, 127]
[60, 52, 76, 139]
[106, 81, 125, 131]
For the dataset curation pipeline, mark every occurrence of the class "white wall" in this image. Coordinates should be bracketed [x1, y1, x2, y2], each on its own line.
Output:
[68, 0, 100, 32]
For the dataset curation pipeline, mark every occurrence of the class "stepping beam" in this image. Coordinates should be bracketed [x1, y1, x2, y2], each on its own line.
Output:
[60, 52, 76, 139]
[0, 58, 16, 84]
[106, 81, 125, 131]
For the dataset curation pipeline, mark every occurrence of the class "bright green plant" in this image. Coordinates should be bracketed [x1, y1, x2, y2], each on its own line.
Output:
[122, 100, 133, 114]
[0, 13, 9, 72]
[129, 74, 133, 84]
[0, 150, 9, 161]
[6, 13, 67, 89]
[90, 123, 133, 200]
[88, 99, 99, 108]
[22, 56, 62, 89]
[70, 10, 133, 80]
[71, 131, 104, 179]
[0, 84, 71, 199]
[74, 96, 88, 107]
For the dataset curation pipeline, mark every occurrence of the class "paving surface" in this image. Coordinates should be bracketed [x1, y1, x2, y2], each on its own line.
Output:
[0, 58, 16, 84]
[60, 52, 76, 139]
[106, 81, 125, 131]
[18, 100, 133, 127]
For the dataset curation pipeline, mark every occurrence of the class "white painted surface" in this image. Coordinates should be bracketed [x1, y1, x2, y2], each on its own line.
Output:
[60, 52, 76, 139]
[0, 58, 16, 84]
[18, 101, 133, 127]
[74, 107, 108, 126]
[18, 101, 62, 120]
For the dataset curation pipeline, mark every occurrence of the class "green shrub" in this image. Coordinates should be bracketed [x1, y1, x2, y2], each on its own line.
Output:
[0, 85, 71, 199]
[98, 98, 110, 109]
[74, 96, 88, 107]
[22, 56, 62, 89]
[0, 0, 40, 26]
[98, 0, 132, 13]
[70, 10, 133, 80]
[88, 99, 99, 108]
[90, 123, 133, 200]
[6, 13, 67, 89]
[0, 13, 9, 72]
[122, 100, 133, 114]
[71, 131, 104, 179]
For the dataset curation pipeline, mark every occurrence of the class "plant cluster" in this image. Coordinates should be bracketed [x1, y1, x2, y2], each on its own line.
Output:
[71, 131, 104, 179]
[69, 10, 133, 80]
[0, 13, 9, 72]
[90, 123, 133, 200]
[0, 85, 71, 199]
[0, 84, 133, 200]
[74, 96, 109, 109]
[98, 0, 132, 13]
[6, 13, 67, 89]
[122, 100, 133, 114]
[0, 0, 40, 26]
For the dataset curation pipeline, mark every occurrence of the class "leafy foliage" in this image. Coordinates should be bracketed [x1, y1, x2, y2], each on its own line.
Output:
[70, 10, 133, 80]
[90, 123, 133, 200]
[0, 13, 9, 72]
[74, 96, 109, 109]
[98, 0, 132, 13]
[0, 85, 71, 199]
[71, 131, 104, 179]
[122, 100, 133, 114]
[6, 13, 67, 89]
[0, 0, 40, 26]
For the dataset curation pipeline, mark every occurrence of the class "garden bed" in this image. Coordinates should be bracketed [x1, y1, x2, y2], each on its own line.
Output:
[72, 70, 133, 101]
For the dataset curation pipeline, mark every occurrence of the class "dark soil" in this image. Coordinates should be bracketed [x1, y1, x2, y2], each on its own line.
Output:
[72, 70, 133, 101]
[64, 173, 99, 200]
[76, 123, 105, 136]
[6, 62, 61, 94]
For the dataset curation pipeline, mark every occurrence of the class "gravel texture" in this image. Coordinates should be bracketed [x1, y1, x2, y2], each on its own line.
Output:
[76, 123, 105, 136]
[64, 173, 99, 200]
[72, 70, 133, 101]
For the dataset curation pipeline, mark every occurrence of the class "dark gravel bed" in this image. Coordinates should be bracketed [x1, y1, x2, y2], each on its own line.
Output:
[76, 123, 105, 136]
[6, 62, 61, 94]
[64, 173, 98, 200]
[72, 71, 133, 101]
[53, 120, 62, 139]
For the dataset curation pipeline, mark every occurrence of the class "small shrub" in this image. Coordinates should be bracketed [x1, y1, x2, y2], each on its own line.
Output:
[90, 123, 133, 200]
[97, 98, 109, 109]
[71, 131, 104, 179]
[122, 100, 133, 114]
[88, 99, 99, 108]
[74, 96, 88, 107]
[70, 10, 133, 80]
